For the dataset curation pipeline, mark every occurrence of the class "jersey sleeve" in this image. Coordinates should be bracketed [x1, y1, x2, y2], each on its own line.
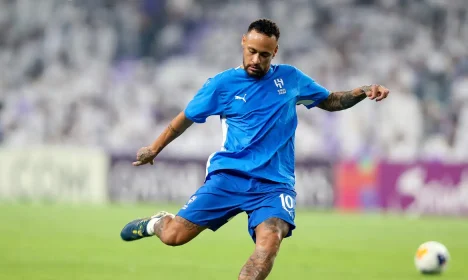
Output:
[295, 68, 330, 109]
[184, 76, 226, 123]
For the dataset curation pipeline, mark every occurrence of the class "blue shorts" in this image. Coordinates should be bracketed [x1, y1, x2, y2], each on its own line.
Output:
[177, 171, 296, 242]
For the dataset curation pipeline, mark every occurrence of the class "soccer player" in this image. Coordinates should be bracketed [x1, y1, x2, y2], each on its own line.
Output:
[120, 18, 390, 279]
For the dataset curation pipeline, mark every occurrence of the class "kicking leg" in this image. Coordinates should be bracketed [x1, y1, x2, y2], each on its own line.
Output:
[121, 173, 242, 246]
[154, 214, 206, 246]
[120, 211, 206, 246]
[238, 217, 290, 280]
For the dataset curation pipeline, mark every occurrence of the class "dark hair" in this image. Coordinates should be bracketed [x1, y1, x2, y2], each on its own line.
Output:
[247, 19, 280, 40]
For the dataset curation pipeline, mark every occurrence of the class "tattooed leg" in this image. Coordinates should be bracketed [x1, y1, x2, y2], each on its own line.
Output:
[154, 215, 206, 246]
[238, 218, 290, 280]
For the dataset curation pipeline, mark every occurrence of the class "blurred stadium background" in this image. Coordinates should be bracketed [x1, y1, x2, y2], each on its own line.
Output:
[1, 0, 468, 279]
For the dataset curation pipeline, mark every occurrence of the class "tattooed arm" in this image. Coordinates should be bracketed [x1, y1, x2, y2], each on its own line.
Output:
[317, 84, 390, 112]
[132, 112, 193, 166]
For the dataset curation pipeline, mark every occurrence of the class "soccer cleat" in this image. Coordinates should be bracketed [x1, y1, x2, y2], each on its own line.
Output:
[120, 211, 171, 241]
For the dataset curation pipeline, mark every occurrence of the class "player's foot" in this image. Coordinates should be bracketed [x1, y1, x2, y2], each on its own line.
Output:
[120, 211, 171, 241]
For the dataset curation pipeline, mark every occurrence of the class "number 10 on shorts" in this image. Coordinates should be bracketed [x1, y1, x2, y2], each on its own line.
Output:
[279, 193, 295, 218]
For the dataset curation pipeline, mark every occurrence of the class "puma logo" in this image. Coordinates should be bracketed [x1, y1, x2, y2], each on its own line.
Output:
[235, 94, 247, 103]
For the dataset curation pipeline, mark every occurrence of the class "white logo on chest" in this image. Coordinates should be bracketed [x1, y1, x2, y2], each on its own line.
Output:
[235, 93, 247, 103]
[274, 78, 287, 94]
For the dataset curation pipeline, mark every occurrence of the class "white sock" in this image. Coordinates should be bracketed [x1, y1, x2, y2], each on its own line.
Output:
[146, 217, 160, 235]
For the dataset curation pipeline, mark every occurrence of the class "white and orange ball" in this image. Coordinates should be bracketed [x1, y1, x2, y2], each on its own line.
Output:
[414, 241, 450, 274]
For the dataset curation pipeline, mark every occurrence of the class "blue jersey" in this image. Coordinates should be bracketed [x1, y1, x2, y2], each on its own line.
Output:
[184, 64, 330, 187]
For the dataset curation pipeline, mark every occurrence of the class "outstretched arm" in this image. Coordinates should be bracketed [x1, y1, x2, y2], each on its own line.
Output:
[132, 111, 193, 166]
[317, 85, 389, 112]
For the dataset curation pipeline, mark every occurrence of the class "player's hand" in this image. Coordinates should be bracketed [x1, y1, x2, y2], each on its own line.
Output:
[132, 146, 157, 166]
[365, 84, 390, 102]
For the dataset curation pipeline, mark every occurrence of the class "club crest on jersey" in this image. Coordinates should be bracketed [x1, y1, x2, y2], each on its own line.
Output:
[274, 78, 286, 94]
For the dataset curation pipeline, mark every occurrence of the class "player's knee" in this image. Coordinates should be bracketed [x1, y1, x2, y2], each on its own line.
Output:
[256, 218, 290, 242]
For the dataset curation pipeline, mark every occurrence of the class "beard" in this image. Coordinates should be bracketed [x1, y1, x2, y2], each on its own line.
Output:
[243, 59, 267, 78]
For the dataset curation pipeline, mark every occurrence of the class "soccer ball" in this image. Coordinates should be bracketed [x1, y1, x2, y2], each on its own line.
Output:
[414, 241, 450, 274]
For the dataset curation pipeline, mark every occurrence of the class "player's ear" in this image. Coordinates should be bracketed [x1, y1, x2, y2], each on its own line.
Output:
[241, 35, 246, 47]
[273, 44, 279, 58]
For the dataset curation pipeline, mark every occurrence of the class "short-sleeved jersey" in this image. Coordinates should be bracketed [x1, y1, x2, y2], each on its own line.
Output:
[184, 64, 330, 187]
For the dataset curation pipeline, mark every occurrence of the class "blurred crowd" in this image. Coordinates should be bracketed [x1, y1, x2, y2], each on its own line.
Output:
[0, 0, 467, 161]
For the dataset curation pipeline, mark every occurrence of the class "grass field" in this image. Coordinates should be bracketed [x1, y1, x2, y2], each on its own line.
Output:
[1, 204, 467, 280]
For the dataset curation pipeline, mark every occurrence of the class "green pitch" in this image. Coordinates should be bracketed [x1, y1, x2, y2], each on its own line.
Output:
[1, 204, 467, 280]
